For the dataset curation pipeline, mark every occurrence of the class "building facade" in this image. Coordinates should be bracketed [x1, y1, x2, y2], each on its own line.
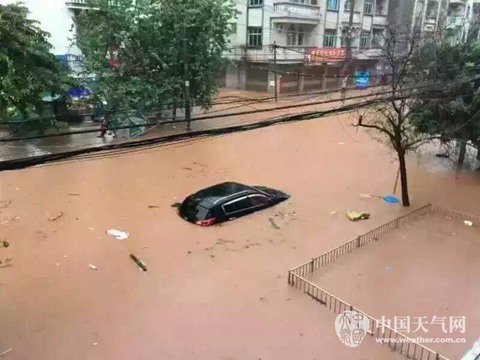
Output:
[226, 0, 391, 92]
[1, 0, 85, 60]
[225, 0, 480, 92]
[4, 0, 479, 93]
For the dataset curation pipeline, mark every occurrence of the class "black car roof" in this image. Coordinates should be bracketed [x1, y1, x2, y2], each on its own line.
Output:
[193, 182, 257, 207]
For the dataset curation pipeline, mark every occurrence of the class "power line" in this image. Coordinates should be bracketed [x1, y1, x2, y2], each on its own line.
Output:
[0, 83, 468, 171]
[2, 75, 476, 144]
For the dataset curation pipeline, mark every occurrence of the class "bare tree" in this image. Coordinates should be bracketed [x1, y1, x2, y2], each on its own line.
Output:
[354, 27, 431, 206]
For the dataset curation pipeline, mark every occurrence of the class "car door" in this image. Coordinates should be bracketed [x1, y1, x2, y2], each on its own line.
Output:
[222, 196, 251, 220]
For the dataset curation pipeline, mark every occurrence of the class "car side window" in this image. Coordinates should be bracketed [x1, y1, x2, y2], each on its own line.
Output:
[223, 197, 250, 214]
[248, 194, 269, 207]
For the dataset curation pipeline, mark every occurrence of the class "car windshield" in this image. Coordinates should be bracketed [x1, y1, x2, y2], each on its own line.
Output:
[180, 199, 211, 221]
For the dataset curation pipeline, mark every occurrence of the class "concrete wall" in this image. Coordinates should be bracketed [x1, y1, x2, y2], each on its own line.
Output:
[1, 0, 77, 56]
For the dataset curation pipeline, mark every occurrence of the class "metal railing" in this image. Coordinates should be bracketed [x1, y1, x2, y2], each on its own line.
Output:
[289, 204, 433, 278]
[431, 205, 480, 223]
[287, 204, 461, 360]
[66, 0, 87, 4]
[289, 273, 449, 360]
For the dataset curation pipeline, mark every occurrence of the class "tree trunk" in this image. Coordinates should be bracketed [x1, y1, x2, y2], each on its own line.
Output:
[398, 150, 410, 207]
[476, 146, 480, 161]
[457, 140, 467, 167]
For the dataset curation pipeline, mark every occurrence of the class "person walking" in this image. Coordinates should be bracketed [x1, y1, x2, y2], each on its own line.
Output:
[97, 111, 117, 138]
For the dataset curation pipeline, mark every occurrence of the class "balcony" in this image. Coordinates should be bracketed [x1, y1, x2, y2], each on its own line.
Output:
[373, 14, 387, 26]
[425, 14, 437, 24]
[65, 0, 89, 8]
[240, 46, 308, 63]
[272, 2, 321, 24]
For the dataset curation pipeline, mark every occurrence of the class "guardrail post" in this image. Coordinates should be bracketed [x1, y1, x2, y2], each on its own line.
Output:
[356, 236, 360, 248]
[435, 354, 440, 360]
[310, 258, 314, 273]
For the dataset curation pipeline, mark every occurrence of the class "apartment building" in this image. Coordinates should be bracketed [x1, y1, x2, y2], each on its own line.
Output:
[388, 0, 480, 42]
[1, 0, 86, 72]
[226, 0, 391, 92]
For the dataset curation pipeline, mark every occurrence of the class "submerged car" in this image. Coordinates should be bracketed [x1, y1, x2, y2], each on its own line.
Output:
[179, 182, 290, 226]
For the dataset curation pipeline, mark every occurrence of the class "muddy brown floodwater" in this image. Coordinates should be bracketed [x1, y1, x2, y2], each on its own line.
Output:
[0, 109, 479, 360]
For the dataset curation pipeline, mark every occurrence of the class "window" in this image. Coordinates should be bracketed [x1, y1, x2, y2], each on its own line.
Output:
[344, 0, 351, 11]
[372, 28, 384, 47]
[327, 0, 339, 10]
[286, 25, 306, 46]
[247, 27, 263, 48]
[223, 197, 250, 214]
[360, 31, 371, 48]
[364, 0, 373, 14]
[229, 23, 237, 35]
[248, 0, 263, 6]
[249, 195, 269, 207]
[323, 29, 337, 47]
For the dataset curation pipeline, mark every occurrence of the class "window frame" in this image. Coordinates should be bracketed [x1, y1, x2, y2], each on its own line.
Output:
[360, 31, 371, 48]
[222, 196, 251, 215]
[326, 0, 339, 11]
[248, 0, 263, 7]
[364, 0, 373, 15]
[248, 194, 270, 208]
[247, 27, 263, 48]
[372, 28, 384, 47]
[323, 29, 337, 48]
[344, 0, 351, 11]
[229, 23, 237, 35]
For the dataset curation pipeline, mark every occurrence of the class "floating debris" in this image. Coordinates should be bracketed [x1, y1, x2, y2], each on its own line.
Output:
[382, 195, 400, 204]
[147, 205, 159, 209]
[107, 229, 129, 240]
[48, 212, 64, 221]
[130, 254, 147, 271]
[346, 211, 370, 221]
[88, 264, 98, 271]
[0, 348, 13, 357]
[2, 241, 9, 248]
[268, 217, 280, 230]
[464, 220, 474, 227]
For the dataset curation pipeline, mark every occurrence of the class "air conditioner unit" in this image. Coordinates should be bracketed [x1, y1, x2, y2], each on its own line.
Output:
[424, 24, 435, 31]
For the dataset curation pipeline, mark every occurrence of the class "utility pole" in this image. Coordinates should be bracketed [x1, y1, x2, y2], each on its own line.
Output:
[273, 41, 278, 102]
[342, 0, 356, 100]
[183, 24, 191, 131]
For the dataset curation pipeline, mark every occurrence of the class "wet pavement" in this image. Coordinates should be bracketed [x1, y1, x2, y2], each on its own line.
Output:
[0, 88, 371, 162]
[0, 91, 479, 360]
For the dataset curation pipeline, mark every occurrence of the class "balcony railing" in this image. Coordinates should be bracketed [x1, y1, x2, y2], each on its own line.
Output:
[373, 14, 387, 26]
[273, 2, 321, 19]
[243, 46, 307, 63]
[65, 0, 89, 7]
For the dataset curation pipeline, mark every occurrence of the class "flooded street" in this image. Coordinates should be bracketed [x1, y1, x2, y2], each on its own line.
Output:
[0, 98, 479, 359]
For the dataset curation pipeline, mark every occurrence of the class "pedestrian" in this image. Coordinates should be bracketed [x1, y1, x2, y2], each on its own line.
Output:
[97, 111, 117, 138]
